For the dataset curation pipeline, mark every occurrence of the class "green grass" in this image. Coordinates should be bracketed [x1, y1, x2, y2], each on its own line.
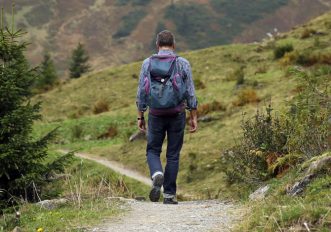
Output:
[236, 170, 331, 231]
[32, 11, 331, 200]
[16, 199, 122, 232]
[0, 152, 149, 231]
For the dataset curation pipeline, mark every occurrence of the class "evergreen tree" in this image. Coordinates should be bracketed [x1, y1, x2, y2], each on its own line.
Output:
[0, 18, 72, 209]
[69, 43, 90, 78]
[35, 53, 58, 91]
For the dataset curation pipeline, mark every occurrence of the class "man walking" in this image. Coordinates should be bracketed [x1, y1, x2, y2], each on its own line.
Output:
[136, 30, 198, 204]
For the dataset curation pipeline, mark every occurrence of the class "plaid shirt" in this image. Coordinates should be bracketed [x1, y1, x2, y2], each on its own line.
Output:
[136, 50, 198, 112]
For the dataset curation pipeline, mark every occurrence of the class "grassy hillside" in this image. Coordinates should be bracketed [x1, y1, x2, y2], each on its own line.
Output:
[33, 11, 331, 202]
[2, 0, 331, 74]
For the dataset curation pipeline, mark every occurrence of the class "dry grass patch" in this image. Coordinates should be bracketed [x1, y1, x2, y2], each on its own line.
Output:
[93, 99, 110, 114]
[232, 88, 260, 107]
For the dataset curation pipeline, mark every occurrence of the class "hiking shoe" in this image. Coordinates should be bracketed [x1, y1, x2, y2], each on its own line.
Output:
[163, 198, 178, 205]
[149, 174, 164, 202]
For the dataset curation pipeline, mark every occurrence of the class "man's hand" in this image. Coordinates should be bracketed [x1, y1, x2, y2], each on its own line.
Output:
[189, 110, 198, 133]
[138, 119, 146, 132]
[137, 111, 146, 132]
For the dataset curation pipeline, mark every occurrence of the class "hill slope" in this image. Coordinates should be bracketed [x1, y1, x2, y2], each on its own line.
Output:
[34, 11, 331, 201]
[2, 0, 331, 74]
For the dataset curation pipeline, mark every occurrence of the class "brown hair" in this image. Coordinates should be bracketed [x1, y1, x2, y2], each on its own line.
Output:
[156, 30, 175, 47]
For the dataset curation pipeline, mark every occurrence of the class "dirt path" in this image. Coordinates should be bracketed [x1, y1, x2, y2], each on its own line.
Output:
[58, 149, 151, 186]
[92, 200, 240, 232]
[58, 149, 243, 231]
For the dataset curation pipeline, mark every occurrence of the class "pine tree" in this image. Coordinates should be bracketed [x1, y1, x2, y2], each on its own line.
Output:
[35, 53, 58, 91]
[69, 43, 90, 78]
[0, 13, 72, 209]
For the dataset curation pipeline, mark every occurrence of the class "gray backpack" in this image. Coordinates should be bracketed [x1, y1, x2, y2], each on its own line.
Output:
[143, 55, 186, 112]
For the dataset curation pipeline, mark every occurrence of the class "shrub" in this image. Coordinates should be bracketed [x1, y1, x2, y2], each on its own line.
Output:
[225, 67, 245, 86]
[286, 68, 330, 158]
[221, 67, 330, 185]
[279, 51, 298, 66]
[197, 100, 226, 117]
[300, 28, 316, 39]
[97, 126, 118, 140]
[93, 99, 109, 114]
[274, 44, 294, 59]
[280, 51, 331, 67]
[221, 105, 291, 185]
[296, 52, 331, 66]
[232, 88, 260, 107]
[71, 124, 84, 141]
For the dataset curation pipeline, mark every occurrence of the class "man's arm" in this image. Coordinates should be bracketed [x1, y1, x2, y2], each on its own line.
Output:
[180, 58, 198, 133]
[137, 110, 146, 132]
[189, 110, 197, 133]
[136, 60, 149, 132]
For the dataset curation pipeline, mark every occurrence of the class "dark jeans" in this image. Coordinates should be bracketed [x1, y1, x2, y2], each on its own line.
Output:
[146, 112, 186, 196]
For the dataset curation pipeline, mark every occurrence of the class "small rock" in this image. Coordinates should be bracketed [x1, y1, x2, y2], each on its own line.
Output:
[84, 135, 92, 141]
[36, 198, 68, 210]
[198, 115, 214, 122]
[286, 174, 315, 196]
[249, 185, 269, 200]
[307, 156, 331, 175]
[287, 153, 331, 196]
[129, 131, 146, 142]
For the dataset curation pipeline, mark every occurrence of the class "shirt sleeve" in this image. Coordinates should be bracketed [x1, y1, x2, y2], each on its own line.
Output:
[136, 59, 149, 112]
[180, 59, 198, 110]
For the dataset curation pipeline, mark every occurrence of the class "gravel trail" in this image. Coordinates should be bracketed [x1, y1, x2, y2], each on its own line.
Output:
[58, 150, 242, 231]
[92, 200, 240, 232]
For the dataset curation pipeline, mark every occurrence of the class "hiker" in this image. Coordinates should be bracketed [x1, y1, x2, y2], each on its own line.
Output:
[136, 30, 198, 204]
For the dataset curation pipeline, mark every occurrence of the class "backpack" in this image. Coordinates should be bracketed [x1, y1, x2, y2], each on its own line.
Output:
[144, 55, 186, 110]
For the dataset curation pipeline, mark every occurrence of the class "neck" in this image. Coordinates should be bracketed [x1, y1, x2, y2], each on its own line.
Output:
[158, 46, 174, 51]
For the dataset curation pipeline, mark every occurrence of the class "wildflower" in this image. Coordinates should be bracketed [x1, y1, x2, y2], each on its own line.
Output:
[37, 228, 44, 232]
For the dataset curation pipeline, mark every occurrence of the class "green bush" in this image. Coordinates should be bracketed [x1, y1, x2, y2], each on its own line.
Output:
[71, 124, 84, 141]
[274, 44, 294, 59]
[232, 88, 260, 107]
[225, 66, 245, 85]
[221, 105, 288, 185]
[221, 67, 330, 186]
[93, 99, 110, 114]
[286, 67, 330, 158]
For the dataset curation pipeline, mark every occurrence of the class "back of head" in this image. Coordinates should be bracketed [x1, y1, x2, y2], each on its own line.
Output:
[156, 30, 175, 48]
